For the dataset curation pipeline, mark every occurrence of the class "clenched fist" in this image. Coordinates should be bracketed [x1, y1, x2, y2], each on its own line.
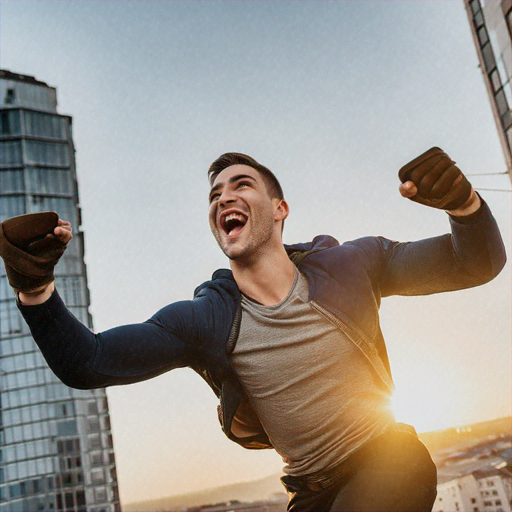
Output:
[398, 147, 474, 211]
[0, 211, 72, 294]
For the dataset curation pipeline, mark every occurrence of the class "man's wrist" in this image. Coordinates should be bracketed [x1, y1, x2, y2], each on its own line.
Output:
[18, 281, 55, 305]
[446, 189, 481, 217]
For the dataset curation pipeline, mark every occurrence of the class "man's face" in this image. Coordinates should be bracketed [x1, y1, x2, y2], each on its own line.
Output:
[208, 164, 281, 261]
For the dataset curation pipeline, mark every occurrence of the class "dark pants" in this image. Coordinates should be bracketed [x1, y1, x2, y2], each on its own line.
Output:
[281, 430, 437, 512]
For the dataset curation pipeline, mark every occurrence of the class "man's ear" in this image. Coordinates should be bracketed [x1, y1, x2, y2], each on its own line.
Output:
[273, 198, 289, 222]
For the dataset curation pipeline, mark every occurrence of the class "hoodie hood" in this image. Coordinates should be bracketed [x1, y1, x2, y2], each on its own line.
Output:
[284, 235, 339, 265]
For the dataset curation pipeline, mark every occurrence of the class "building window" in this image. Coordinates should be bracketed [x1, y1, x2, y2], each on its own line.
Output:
[495, 89, 510, 117]
[474, 10, 485, 28]
[490, 69, 502, 93]
[76, 490, 86, 507]
[88, 402, 99, 415]
[62, 472, 73, 487]
[56, 420, 77, 436]
[58, 401, 76, 418]
[0, 299, 24, 335]
[25, 140, 70, 167]
[90, 452, 103, 467]
[95, 487, 107, 502]
[23, 111, 67, 140]
[26, 167, 73, 196]
[0, 140, 22, 166]
[65, 492, 74, 508]
[477, 25, 489, 46]
[4, 88, 15, 105]
[101, 415, 111, 431]
[1, 194, 25, 221]
[100, 397, 108, 413]
[469, 0, 480, 16]
[481, 42, 497, 73]
[28, 195, 74, 223]
[1, 110, 21, 135]
[88, 435, 101, 449]
[502, 110, 511, 131]
[91, 468, 105, 483]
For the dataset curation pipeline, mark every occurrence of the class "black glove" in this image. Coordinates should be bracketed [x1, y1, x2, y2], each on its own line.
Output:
[0, 211, 67, 293]
[398, 147, 473, 210]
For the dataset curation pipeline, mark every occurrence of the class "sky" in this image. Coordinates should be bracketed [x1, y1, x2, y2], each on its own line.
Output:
[1, 0, 511, 506]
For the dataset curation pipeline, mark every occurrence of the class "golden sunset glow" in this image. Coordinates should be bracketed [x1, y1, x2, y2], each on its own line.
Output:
[390, 363, 477, 434]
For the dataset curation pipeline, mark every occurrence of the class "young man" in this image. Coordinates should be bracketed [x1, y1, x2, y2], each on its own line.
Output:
[0, 148, 506, 512]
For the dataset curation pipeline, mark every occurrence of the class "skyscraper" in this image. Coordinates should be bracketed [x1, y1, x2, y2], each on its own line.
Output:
[464, 0, 512, 178]
[0, 70, 120, 512]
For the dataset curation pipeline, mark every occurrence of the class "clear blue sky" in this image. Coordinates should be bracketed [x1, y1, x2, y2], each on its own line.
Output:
[2, 0, 510, 505]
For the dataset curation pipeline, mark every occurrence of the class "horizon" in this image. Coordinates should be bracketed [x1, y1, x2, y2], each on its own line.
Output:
[125, 414, 512, 506]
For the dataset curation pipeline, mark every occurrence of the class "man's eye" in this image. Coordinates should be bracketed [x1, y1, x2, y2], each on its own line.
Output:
[237, 182, 250, 189]
[209, 194, 219, 203]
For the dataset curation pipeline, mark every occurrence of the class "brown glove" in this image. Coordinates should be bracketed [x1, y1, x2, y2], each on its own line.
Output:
[0, 211, 67, 293]
[398, 147, 473, 210]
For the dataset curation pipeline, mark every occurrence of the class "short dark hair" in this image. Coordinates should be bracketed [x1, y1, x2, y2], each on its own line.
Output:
[208, 153, 284, 200]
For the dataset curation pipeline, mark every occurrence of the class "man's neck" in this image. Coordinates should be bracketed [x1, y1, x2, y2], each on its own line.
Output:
[230, 245, 296, 306]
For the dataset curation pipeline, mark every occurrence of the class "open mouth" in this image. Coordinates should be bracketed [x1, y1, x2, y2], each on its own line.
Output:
[220, 211, 248, 237]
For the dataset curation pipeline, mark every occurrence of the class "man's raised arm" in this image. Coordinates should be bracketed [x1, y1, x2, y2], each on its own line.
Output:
[357, 148, 506, 297]
[0, 212, 195, 389]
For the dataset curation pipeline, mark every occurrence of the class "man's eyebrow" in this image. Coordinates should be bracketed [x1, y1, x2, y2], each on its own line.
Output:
[209, 174, 257, 197]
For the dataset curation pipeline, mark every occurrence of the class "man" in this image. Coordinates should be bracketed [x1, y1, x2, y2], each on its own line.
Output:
[0, 148, 506, 512]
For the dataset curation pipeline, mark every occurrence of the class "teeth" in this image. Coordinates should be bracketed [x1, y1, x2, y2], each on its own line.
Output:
[225, 213, 245, 222]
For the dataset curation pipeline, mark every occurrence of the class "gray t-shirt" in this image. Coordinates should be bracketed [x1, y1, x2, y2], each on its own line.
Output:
[232, 268, 394, 477]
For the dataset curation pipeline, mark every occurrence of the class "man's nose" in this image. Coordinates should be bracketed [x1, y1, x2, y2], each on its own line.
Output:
[219, 189, 237, 206]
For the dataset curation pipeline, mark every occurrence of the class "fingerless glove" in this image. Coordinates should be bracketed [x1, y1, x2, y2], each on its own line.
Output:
[0, 211, 67, 293]
[398, 147, 472, 210]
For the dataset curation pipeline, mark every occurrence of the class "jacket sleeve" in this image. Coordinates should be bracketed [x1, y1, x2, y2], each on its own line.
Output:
[16, 288, 197, 389]
[358, 198, 506, 298]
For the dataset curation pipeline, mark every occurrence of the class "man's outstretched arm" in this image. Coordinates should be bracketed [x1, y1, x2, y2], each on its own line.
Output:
[360, 148, 506, 297]
[0, 212, 198, 390]
[16, 288, 195, 389]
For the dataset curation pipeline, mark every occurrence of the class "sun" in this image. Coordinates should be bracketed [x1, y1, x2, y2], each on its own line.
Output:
[389, 374, 468, 434]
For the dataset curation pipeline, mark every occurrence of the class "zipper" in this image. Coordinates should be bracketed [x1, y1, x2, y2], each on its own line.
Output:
[309, 300, 393, 391]
[219, 302, 242, 435]
[201, 368, 221, 396]
[226, 302, 242, 354]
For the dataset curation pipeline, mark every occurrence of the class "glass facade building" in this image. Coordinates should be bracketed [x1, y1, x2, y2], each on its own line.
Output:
[465, 0, 512, 177]
[0, 70, 120, 512]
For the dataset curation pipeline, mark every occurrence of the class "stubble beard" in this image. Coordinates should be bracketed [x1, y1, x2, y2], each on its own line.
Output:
[214, 216, 275, 263]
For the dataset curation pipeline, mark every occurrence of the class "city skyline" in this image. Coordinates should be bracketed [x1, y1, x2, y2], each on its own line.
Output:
[1, 0, 510, 506]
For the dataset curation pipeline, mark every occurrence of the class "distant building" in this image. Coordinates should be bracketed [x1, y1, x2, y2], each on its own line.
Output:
[0, 70, 120, 512]
[476, 469, 512, 512]
[464, 0, 512, 177]
[434, 474, 483, 512]
[433, 467, 511, 512]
